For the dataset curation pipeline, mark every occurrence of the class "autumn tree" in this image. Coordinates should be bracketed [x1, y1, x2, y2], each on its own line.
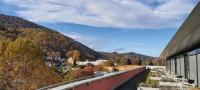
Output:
[137, 59, 142, 65]
[64, 68, 94, 81]
[101, 60, 114, 67]
[111, 54, 127, 66]
[83, 65, 94, 76]
[66, 50, 80, 66]
[0, 40, 10, 56]
[127, 58, 132, 65]
[149, 60, 154, 65]
[94, 64, 107, 71]
[152, 59, 165, 66]
[64, 70, 83, 81]
[130, 58, 137, 65]
[0, 38, 62, 90]
[142, 60, 149, 65]
[73, 50, 80, 61]
[66, 50, 73, 57]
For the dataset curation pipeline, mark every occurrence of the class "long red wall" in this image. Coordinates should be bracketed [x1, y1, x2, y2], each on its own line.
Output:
[70, 67, 145, 90]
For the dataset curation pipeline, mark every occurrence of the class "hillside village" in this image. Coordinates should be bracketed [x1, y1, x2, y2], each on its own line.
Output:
[43, 48, 163, 78]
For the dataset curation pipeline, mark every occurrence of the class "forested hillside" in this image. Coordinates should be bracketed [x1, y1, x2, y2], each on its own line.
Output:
[0, 14, 104, 60]
[0, 14, 104, 89]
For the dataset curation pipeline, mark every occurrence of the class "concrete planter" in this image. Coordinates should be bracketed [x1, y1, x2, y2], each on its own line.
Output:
[137, 87, 159, 90]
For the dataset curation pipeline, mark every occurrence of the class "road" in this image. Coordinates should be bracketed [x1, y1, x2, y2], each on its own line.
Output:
[115, 69, 150, 90]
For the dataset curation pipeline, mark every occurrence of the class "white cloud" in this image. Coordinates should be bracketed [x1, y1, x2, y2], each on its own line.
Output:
[62, 32, 108, 51]
[2, 0, 197, 29]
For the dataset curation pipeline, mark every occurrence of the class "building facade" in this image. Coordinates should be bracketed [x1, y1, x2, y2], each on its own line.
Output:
[161, 2, 200, 87]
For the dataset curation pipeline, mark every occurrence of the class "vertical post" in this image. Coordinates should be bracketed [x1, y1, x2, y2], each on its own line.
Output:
[166, 60, 168, 71]
[188, 56, 190, 79]
[73, 80, 75, 90]
[180, 58, 182, 76]
[184, 54, 188, 79]
[196, 54, 199, 87]
[169, 59, 171, 74]
[165, 60, 167, 70]
[175, 57, 177, 75]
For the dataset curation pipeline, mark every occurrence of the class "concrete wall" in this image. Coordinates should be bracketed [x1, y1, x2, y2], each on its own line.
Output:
[176, 58, 181, 76]
[180, 58, 185, 77]
[146, 66, 165, 70]
[198, 54, 200, 87]
[189, 55, 198, 86]
[171, 59, 176, 75]
[66, 67, 145, 90]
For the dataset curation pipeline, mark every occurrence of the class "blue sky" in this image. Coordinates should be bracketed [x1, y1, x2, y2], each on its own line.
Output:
[0, 0, 199, 57]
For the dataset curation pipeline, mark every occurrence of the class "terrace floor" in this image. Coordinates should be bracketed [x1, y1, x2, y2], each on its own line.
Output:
[115, 69, 150, 90]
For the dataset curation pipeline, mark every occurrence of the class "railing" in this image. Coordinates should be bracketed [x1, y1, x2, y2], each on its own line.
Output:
[37, 76, 92, 90]
[37, 68, 137, 90]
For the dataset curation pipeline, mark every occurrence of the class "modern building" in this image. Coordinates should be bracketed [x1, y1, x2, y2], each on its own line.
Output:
[160, 2, 200, 87]
[77, 60, 109, 66]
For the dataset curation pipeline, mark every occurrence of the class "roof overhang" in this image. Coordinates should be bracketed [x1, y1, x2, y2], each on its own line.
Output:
[160, 2, 200, 59]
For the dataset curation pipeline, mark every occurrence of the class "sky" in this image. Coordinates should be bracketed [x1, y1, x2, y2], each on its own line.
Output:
[0, 0, 199, 57]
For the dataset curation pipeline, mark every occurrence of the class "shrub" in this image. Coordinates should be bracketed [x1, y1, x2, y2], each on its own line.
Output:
[94, 65, 107, 72]
[83, 66, 94, 76]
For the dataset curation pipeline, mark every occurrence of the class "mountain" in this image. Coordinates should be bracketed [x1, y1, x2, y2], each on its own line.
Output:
[100, 51, 157, 65]
[122, 52, 155, 60]
[101, 52, 155, 60]
[0, 14, 104, 60]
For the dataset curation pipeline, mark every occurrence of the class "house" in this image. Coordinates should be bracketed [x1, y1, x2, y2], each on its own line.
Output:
[67, 57, 74, 65]
[46, 61, 52, 67]
[46, 51, 62, 61]
[46, 51, 65, 66]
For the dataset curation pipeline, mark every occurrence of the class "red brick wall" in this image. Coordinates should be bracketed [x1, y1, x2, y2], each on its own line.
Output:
[70, 67, 145, 90]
